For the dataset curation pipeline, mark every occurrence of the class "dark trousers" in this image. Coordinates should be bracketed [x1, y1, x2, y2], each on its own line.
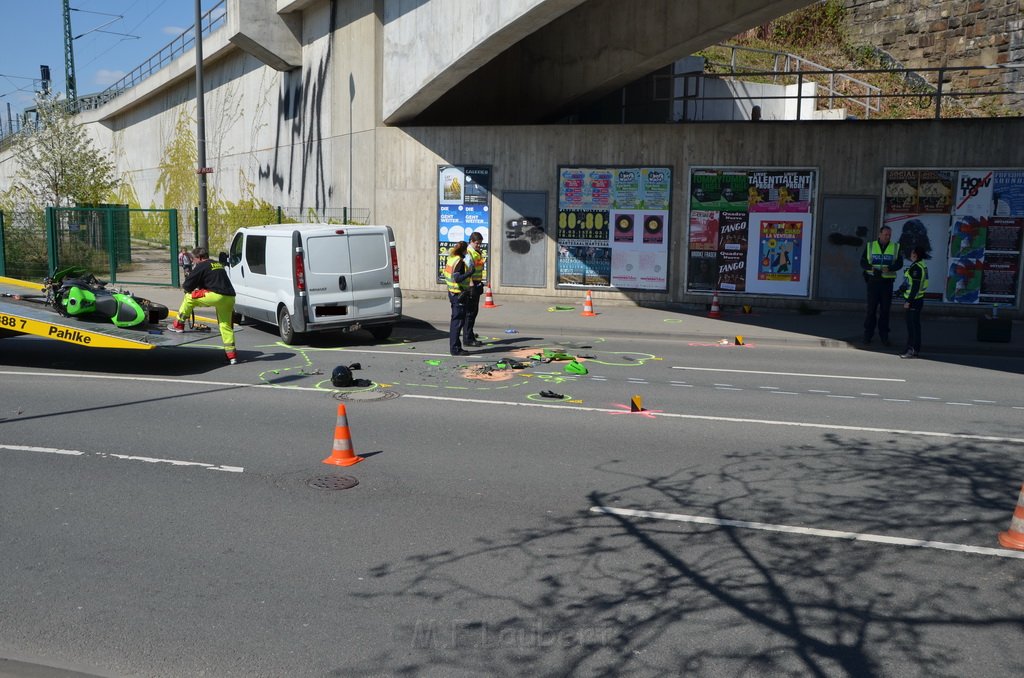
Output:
[463, 283, 483, 342]
[448, 291, 466, 354]
[904, 298, 923, 353]
[864, 279, 895, 341]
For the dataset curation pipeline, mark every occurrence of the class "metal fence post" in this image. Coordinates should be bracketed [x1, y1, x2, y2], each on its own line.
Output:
[796, 72, 803, 121]
[276, 205, 282, 223]
[45, 206, 58, 275]
[0, 210, 5, 277]
[170, 208, 180, 288]
[105, 207, 117, 283]
[935, 67, 944, 119]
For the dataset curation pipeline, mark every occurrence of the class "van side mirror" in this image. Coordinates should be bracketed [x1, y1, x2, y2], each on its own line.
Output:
[218, 252, 228, 265]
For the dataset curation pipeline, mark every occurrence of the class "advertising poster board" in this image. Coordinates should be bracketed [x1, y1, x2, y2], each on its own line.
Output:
[437, 165, 491, 282]
[556, 166, 672, 290]
[685, 167, 816, 297]
[884, 168, 1024, 306]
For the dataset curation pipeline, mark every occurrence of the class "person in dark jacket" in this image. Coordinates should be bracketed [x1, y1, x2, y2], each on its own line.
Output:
[898, 246, 929, 359]
[860, 225, 902, 346]
[168, 246, 238, 364]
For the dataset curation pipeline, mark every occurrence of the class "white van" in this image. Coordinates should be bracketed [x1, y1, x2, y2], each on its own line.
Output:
[222, 224, 402, 343]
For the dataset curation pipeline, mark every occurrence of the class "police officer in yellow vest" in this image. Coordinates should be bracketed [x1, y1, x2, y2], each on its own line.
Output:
[463, 232, 486, 347]
[860, 225, 902, 346]
[444, 241, 473, 356]
[898, 246, 928, 359]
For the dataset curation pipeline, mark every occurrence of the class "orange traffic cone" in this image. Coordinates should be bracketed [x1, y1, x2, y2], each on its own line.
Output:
[581, 290, 597, 317]
[998, 483, 1024, 550]
[483, 284, 497, 308]
[708, 292, 721, 318]
[322, 403, 364, 466]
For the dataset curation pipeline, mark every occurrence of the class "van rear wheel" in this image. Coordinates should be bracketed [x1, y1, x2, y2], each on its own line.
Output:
[368, 324, 393, 341]
[278, 307, 297, 344]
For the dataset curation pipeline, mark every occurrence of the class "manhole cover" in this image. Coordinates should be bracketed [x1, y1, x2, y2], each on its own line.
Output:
[307, 474, 359, 490]
[334, 389, 399, 402]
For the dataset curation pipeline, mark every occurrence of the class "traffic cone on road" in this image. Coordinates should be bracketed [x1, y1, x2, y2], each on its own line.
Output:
[581, 290, 597, 317]
[998, 483, 1024, 550]
[483, 284, 497, 308]
[708, 292, 722, 318]
[322, 403, 364, 466]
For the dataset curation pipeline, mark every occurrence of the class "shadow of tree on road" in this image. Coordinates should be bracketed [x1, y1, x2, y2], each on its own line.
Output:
[346, 435, 1024, 676]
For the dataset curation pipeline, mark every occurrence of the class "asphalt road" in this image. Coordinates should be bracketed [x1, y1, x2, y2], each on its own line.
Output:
[2, 320, 1023, 677]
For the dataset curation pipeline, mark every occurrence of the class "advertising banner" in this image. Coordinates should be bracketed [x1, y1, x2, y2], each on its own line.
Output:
[557, 166, 671, 290]
[885, 168, 1024, 306]
[685, 168, 816, 297]
[437, 165, 491, 282]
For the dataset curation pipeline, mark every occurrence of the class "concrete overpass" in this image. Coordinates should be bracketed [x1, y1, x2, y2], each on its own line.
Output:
[233, 0, 816, 125]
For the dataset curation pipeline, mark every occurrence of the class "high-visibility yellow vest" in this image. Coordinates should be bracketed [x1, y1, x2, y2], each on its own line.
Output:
[903, 260, 929, 300]
[444, 255, 468, 295]
[865, 241, 900, 279]
[468, 247, 484, 283]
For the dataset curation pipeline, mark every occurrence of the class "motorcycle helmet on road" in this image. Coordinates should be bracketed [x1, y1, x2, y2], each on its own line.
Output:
[331, 365, 353, 387]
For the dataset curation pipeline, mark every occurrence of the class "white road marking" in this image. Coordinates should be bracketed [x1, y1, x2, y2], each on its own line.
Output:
[713, 383, 734, 387]
[0, 443, 82, 456]
[972, 400, 996, 404]
[759, 386, 779, 390]
[588, 506, 1024, 560]
[716, 387, 743, 391]
[672, 366, 905, 382]
[918, 396, 940, 400]
[771, 391, 798, 395]
[808, 389, 831, 394]
[1, 443, 243, 473]
[947, 402, 974, 406]
[827, 395, 856, 399]
[402, 395, 1024, 445]
[884, 398, 911, 403]
[860, 393, 879, 396]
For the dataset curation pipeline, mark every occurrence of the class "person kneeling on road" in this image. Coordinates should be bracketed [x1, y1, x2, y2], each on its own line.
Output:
[168, 246, 238, 364]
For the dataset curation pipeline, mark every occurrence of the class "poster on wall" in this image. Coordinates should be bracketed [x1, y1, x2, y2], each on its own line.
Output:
[436, 165, 492, 282]
[883, 168, 1024, 306]
[556, 166, 672, 290]
[685, 167, 816, 297]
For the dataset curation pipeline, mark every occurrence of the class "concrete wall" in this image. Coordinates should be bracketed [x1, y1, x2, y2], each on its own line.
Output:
[374, 119, 1022, 308]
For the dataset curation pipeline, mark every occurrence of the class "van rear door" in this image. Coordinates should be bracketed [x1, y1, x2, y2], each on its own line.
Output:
[346, 229, 397, 319]
[303, 231, 357, 324]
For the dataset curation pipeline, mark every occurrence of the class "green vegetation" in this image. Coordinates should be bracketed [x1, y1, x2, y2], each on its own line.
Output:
[696, 0, 1018, 119]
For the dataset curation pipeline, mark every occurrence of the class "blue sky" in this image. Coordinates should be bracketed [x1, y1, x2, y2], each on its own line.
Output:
[0, 0, 220, 118]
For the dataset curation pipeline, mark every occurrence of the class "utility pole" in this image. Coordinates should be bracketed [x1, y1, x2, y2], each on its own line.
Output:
[195, 0, 209, 250]
[62, 0, 78, 108]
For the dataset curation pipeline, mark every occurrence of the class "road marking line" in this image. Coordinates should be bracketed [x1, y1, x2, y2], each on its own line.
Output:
[716, 387, 743, 391]
[588, 506, 1024, 560]
[1, 443, 243, 473]
[827, 395, 856, 399]
[860, 393, 879, 396]
[972, 400, 996, 404]
[918, 396, 941, 400]
[0, 443, 82, 456]
[759, 386, 779, 390]
[884, 398, 911, 402]
[672, 366, 905, 382]
[771, 391, 798, 395]
[808, 389, 831, 393]
[401, 395, 1024, 445]
[947, 402, 974, 406]
[713, 383, 734, 387]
